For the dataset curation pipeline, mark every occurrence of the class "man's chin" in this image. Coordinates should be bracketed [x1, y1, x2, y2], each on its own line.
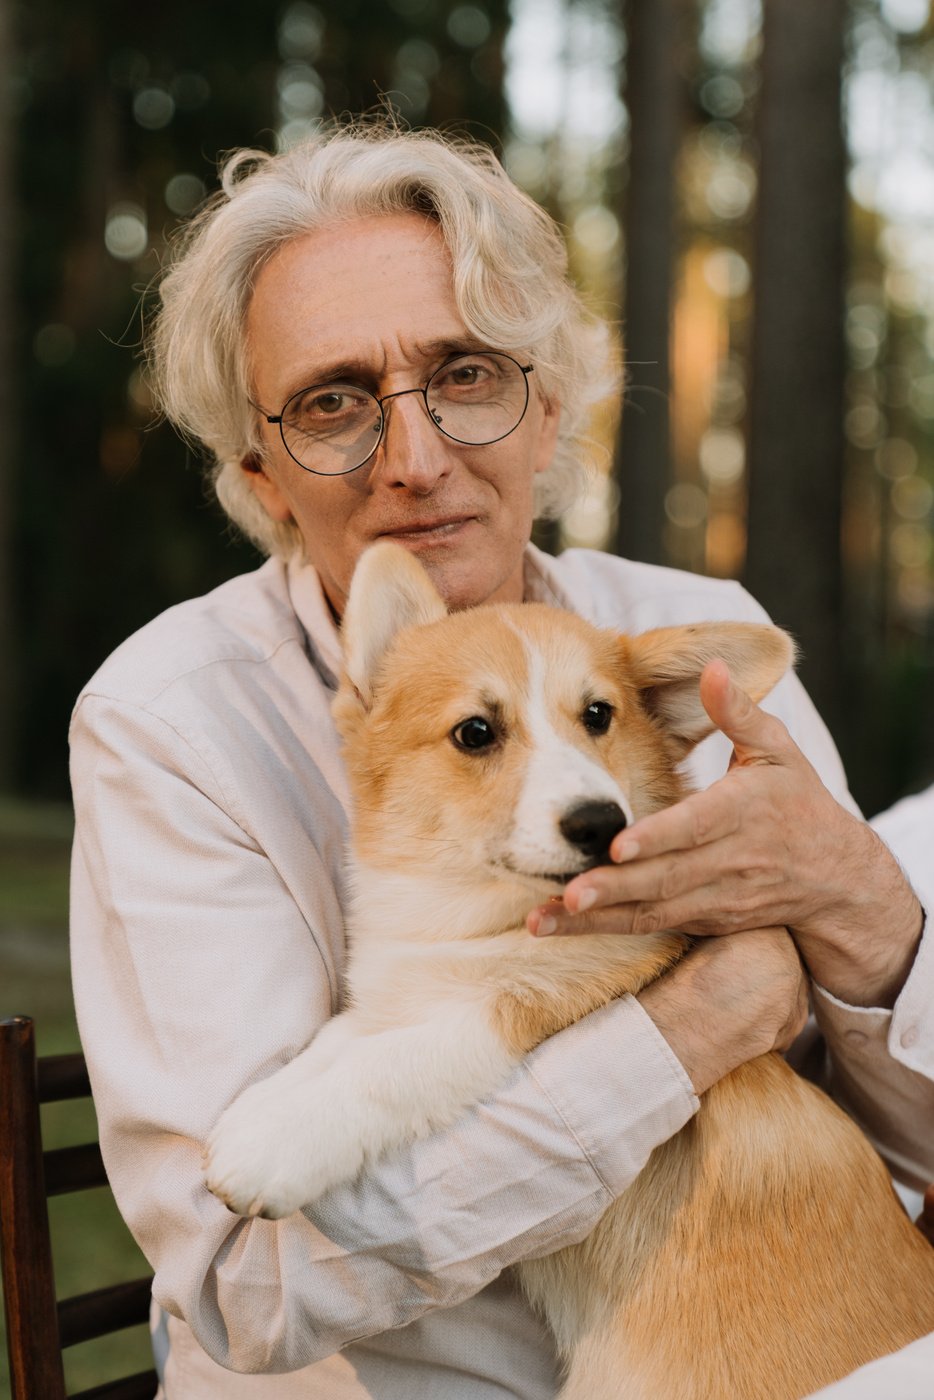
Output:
[411, 547, 525, 612]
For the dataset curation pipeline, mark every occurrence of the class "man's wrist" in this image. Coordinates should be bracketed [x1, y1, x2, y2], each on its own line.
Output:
[792, 828, 924, 1009]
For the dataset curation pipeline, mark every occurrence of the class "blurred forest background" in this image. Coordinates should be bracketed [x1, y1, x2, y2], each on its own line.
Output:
[1, 0, 933, 815]
[1, 1, 933, 1392]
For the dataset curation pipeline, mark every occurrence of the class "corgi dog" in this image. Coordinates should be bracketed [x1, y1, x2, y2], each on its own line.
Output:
[206, 541, 934, 1400]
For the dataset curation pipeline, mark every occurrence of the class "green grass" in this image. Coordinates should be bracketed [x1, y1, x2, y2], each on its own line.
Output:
[0, 799, 156, 1399]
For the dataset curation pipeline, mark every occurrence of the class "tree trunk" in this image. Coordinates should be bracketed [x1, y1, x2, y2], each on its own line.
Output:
[614, 0, 686, 565]
[744, 0, 847, 730]
[0, 0, 17, 790]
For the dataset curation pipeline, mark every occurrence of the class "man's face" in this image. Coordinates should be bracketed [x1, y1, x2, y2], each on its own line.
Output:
[243, 213, 560, 615]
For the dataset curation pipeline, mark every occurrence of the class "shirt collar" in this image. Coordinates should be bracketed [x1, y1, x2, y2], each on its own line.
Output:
[286, 555, 344, 690]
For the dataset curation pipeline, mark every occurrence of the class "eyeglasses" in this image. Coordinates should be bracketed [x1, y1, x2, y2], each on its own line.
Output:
[257, 350, 534, 477]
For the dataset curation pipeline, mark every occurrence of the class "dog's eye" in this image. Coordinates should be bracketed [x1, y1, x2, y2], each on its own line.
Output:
[451, 717, 497, 752]
[582, 701, 614, 735]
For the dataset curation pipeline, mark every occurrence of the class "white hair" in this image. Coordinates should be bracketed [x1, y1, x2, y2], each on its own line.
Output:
[149, 121, 618, 558]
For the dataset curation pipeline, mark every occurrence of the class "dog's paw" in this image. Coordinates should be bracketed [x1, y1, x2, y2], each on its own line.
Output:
[204, 1080, 322, 1220]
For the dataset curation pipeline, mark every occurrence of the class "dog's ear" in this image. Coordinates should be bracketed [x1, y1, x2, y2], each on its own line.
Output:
[339, 541, 447, 710]
[626, 622, 795, 752]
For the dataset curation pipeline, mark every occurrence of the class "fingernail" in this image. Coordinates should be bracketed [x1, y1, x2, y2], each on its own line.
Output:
[534, 913, 557, 937]
[613, 839, 640, 863]
[575, 888, 597, 912]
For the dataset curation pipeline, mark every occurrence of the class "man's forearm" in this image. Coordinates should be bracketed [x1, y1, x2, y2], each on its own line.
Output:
[792, 823, 924, 1010]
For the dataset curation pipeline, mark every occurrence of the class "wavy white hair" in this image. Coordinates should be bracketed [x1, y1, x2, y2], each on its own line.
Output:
[149, 122, 617, 559]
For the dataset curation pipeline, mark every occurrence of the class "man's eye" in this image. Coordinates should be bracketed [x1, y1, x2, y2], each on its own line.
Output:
[451, 717, 497, 751]
[582, 701, 613, 735]
[312, 392, 350, 414]
[448, 363, 484, 385]
[434, 357, 498, 393]
[290, 385, 370, 425]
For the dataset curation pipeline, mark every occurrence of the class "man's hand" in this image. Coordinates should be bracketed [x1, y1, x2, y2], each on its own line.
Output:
[529, 661, 923, 1009]
[637, 927, 809, 1097]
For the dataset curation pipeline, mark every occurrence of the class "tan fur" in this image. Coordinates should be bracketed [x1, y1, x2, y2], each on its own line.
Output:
[334, 542, 934, 1399]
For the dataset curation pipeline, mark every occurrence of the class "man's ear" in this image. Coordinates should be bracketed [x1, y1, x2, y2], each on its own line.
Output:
[240, 454, 293, 523]
[339, 542, 448, 711]
[532, 394, 561, 477]
[627, 622, 795, 752]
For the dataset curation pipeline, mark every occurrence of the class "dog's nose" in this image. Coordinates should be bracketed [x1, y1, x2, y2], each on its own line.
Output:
[559, 801, 627, 865]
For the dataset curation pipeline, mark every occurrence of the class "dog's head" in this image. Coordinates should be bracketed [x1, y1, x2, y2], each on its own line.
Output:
[334, 542, 793, 906]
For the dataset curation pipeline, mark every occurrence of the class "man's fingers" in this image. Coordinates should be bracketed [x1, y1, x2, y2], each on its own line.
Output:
[609, 785, 738, 864]
[698, 659, 790, 764]
[564, 847, 725, 914]
[528, 883, 724, 938]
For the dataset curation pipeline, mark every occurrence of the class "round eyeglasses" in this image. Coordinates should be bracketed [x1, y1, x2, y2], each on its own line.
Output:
[257, 350, 534, 477]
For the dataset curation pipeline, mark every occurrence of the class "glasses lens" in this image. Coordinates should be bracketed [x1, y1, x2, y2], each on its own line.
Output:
[426, 353, 529, 446]
[276, 353, 531, 474]
[280, 383, 382, 475]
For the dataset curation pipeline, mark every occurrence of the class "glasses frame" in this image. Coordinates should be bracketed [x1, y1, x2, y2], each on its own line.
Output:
[255, 351, 535, 477]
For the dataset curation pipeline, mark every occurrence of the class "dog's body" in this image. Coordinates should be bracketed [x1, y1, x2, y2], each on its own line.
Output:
[207, 542, 934, 1399]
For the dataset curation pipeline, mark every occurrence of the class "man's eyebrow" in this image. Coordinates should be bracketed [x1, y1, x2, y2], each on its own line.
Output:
[412, 335, 491, 359]
[286, 355, 384, 392]
[280, 337, 492, 399]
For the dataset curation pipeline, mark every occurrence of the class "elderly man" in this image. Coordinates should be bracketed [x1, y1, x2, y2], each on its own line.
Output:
[69, 125, 933, 1399]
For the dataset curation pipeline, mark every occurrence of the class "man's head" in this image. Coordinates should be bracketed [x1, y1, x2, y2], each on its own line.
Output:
[149, 122, 615, 611]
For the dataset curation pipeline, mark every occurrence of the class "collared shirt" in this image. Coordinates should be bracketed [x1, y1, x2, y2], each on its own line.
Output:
[69, 545, 934, 1399]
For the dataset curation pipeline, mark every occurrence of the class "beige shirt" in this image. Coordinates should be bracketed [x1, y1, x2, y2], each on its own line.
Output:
[69, 545, 934, 1399]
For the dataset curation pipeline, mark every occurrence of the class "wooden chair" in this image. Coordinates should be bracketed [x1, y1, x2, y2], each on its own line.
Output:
[0, 1015, 158, 1400]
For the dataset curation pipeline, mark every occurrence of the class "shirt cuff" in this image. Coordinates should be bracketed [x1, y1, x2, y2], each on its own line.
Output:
[812, 907, 934, 1079]
[524, 993, 699, 1199]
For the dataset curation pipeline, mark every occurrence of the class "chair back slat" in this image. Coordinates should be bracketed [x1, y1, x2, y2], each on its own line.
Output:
[44, 1143, 108, 1197]
[0, 1015, 69, 1400]
[58, 1277, 154, 1350]
[69, 1372, 159, 1400]
[38, 1053, 92, 1103]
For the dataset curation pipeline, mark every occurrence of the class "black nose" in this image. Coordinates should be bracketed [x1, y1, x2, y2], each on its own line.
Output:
[559, 801, 627, 865]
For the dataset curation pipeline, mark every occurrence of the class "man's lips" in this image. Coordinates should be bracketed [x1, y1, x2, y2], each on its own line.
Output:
[377, 515, 477, 539]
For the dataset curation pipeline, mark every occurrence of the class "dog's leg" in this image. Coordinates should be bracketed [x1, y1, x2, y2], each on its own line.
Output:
[205, 1000, 517, 1219]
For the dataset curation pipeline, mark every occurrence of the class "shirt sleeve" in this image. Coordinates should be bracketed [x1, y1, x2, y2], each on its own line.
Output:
[807, 787, 934, 1192]
[69, 692, 697, 1374]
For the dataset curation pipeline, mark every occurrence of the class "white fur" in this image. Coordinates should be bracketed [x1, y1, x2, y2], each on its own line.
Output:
[506, 622, 633, 881]
[206, 1001, 515, 1218]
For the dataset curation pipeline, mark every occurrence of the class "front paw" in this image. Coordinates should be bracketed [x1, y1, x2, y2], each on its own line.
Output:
[205, 1081, 321, 1220]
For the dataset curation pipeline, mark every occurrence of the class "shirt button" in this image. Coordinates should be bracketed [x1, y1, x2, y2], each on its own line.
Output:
[900, 1025, 919, 1050]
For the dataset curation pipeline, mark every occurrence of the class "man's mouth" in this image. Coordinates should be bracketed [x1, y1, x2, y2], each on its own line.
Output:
[378, 516, 476, 542]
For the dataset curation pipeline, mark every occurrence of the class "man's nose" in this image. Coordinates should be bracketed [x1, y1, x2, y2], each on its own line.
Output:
[374, 389, 456, 492]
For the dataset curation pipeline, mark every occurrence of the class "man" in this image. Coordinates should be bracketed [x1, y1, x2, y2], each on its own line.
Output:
[70, 124, 933, 1398]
